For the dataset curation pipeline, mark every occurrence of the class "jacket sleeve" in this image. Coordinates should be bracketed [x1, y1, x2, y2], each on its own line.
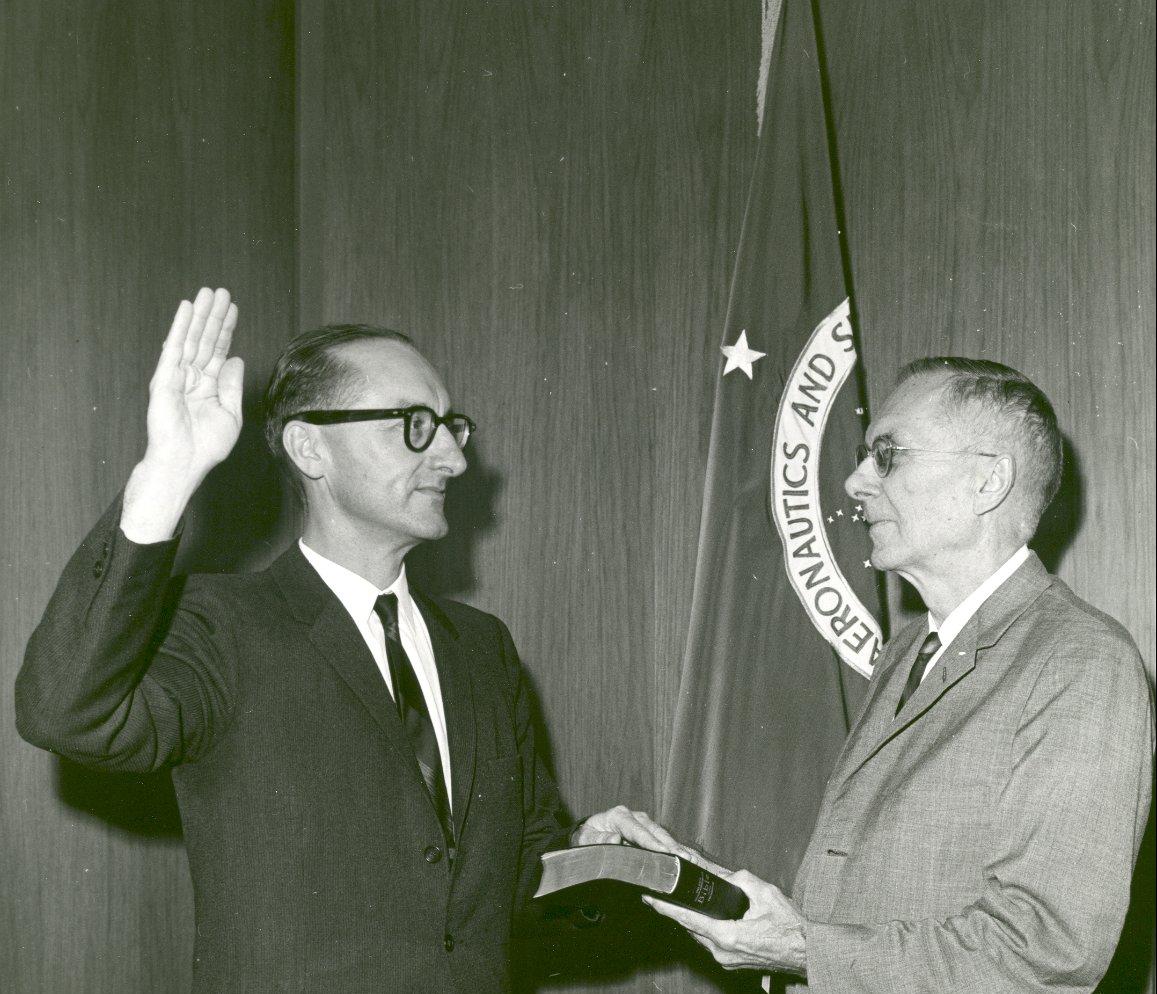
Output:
[803, 631, 1154, 994]
[15, 500, 236, 772]
[494, 618, 573, 906]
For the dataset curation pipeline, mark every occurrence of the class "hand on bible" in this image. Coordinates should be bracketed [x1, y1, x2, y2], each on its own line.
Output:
[572, 805, 696, 859]
[644, 869, 807, 976]
[122, 288, 243, 542]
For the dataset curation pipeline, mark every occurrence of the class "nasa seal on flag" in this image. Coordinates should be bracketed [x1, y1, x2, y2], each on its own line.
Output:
[770, 298, 882, 677]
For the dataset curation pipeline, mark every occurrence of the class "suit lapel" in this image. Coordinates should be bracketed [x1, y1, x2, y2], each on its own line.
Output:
[308, 599, 412, 748]
[414, 589, 478, 842]
[843, 624, 979, 776]
[271, 546, 423, 782]
[272, 548, 484, 838]
[894, 623, 979, 724]
[828, 624, 925, 783]
[839, 553, 1053, 784]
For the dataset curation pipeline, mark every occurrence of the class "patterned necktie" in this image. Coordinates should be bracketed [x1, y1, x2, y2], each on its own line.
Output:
[373, 593, 453, 846]
[896, 630, 942, 714]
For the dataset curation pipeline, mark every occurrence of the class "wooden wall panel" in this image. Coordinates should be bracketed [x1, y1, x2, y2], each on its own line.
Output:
[298, 4, 756, 990]
[302, 1, 1153, 991]
[0, 2, 297, 991]
[298, 0, 756, 837]
[3, 0, 1151, 992]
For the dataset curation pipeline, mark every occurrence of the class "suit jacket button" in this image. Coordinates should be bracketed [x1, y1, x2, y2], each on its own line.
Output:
[423, 845, 443, 864]
[93, 561, 105, 578]
[443, 933, 454, 952]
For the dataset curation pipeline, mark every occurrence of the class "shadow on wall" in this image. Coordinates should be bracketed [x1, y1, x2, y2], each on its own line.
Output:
[55, 761, 185, 838]
[514, 894, 744, 994]
[1030, 435, 1083, 575]
[1099, 794, 1157, 993]
[176, 385, 296, 576]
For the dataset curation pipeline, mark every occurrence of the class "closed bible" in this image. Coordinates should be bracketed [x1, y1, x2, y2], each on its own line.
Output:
[533, 844, 749, 920]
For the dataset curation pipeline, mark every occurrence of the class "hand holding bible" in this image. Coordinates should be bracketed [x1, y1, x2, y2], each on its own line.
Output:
[644, 868, 807, 976]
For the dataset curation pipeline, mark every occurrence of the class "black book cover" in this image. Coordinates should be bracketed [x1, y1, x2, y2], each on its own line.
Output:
[664, 858, 750, 919]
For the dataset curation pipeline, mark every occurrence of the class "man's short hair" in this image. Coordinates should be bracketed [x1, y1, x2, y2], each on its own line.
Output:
[898, 357, 1063, 523]
[263, 324, 414, 499]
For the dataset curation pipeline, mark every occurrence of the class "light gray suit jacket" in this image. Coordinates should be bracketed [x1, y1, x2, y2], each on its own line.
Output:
[790, 553, 1153, 993]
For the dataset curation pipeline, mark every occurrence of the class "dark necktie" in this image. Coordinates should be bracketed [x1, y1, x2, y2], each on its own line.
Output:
[373, 593, 453, 846]
[896, 630, 942, 714]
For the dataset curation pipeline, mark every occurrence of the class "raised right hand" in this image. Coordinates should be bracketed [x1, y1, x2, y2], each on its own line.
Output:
[146, 287, 243, 477]
[121, 288, 242, 542]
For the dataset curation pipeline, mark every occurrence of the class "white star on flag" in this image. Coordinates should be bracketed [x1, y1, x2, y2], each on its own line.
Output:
[720, 330, 766, 379]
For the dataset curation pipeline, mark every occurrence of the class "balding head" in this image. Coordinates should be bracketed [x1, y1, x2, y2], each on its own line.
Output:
[263, 324, 417, 502]
[897, 357, 1062, 540]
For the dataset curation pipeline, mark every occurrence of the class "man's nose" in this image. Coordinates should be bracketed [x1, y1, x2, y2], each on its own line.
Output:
[429, 424, 468, 477]
[845, 454, 878, 500]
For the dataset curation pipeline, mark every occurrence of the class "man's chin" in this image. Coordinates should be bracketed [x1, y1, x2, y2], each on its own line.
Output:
[867, 543, 894, 572]
[420, 514, 450, 541]
[389, 511, 449, 546]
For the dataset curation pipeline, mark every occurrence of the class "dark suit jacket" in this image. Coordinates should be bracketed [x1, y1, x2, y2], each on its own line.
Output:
[789, 553, 1154, 993]
[16, 501, 570, 993]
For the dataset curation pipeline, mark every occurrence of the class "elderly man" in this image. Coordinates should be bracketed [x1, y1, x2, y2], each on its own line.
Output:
[648, 357, 1153, 993]
[16, 288, 670, 993]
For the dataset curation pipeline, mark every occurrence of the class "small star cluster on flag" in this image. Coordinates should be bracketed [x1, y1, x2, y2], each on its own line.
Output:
[827, 503, 864, 524]
[720, 330, 766, 379]
[824, 502, 875, 568]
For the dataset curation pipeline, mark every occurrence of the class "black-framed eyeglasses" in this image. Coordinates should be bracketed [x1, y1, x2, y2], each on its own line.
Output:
[855, 438, 998, 478]
[290, 406, 476, 453]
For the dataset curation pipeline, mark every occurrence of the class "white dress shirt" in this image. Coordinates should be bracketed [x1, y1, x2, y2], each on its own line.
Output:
[921, 544, 1030, 681]
[299, 541, 453, 807]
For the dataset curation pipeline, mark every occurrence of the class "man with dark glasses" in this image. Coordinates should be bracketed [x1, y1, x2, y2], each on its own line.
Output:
[288, 404, 474, 448]
[17, 287, 674, 992]
[644, 357, 1152, 994]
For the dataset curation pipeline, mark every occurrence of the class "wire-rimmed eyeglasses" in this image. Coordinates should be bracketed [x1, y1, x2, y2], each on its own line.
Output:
[855, 437, 998, 478]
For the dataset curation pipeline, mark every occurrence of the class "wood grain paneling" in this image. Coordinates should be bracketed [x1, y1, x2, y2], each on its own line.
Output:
[299, 5, 756, 989]
[298, 0, 757, 831]
[302, 1, 1153, 992]
[823, 0, 1155, 664]
[0, 2, 297, 991]
[3, 0, 1151, 992]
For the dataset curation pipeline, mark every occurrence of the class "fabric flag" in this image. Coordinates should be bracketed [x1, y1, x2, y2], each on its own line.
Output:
[662, 0, 884, 899]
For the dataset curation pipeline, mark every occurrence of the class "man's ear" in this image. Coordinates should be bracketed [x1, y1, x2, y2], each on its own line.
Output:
[282, 422, 326, 482]
[975, 453, 1015, 515]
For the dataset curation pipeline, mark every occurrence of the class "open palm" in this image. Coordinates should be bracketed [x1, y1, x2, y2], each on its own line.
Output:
[146, 287, 243, 477]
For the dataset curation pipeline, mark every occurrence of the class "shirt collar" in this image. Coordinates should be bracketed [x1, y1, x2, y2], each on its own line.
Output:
[930, 545, 1030, 646]
[298, 540, 411, 625]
